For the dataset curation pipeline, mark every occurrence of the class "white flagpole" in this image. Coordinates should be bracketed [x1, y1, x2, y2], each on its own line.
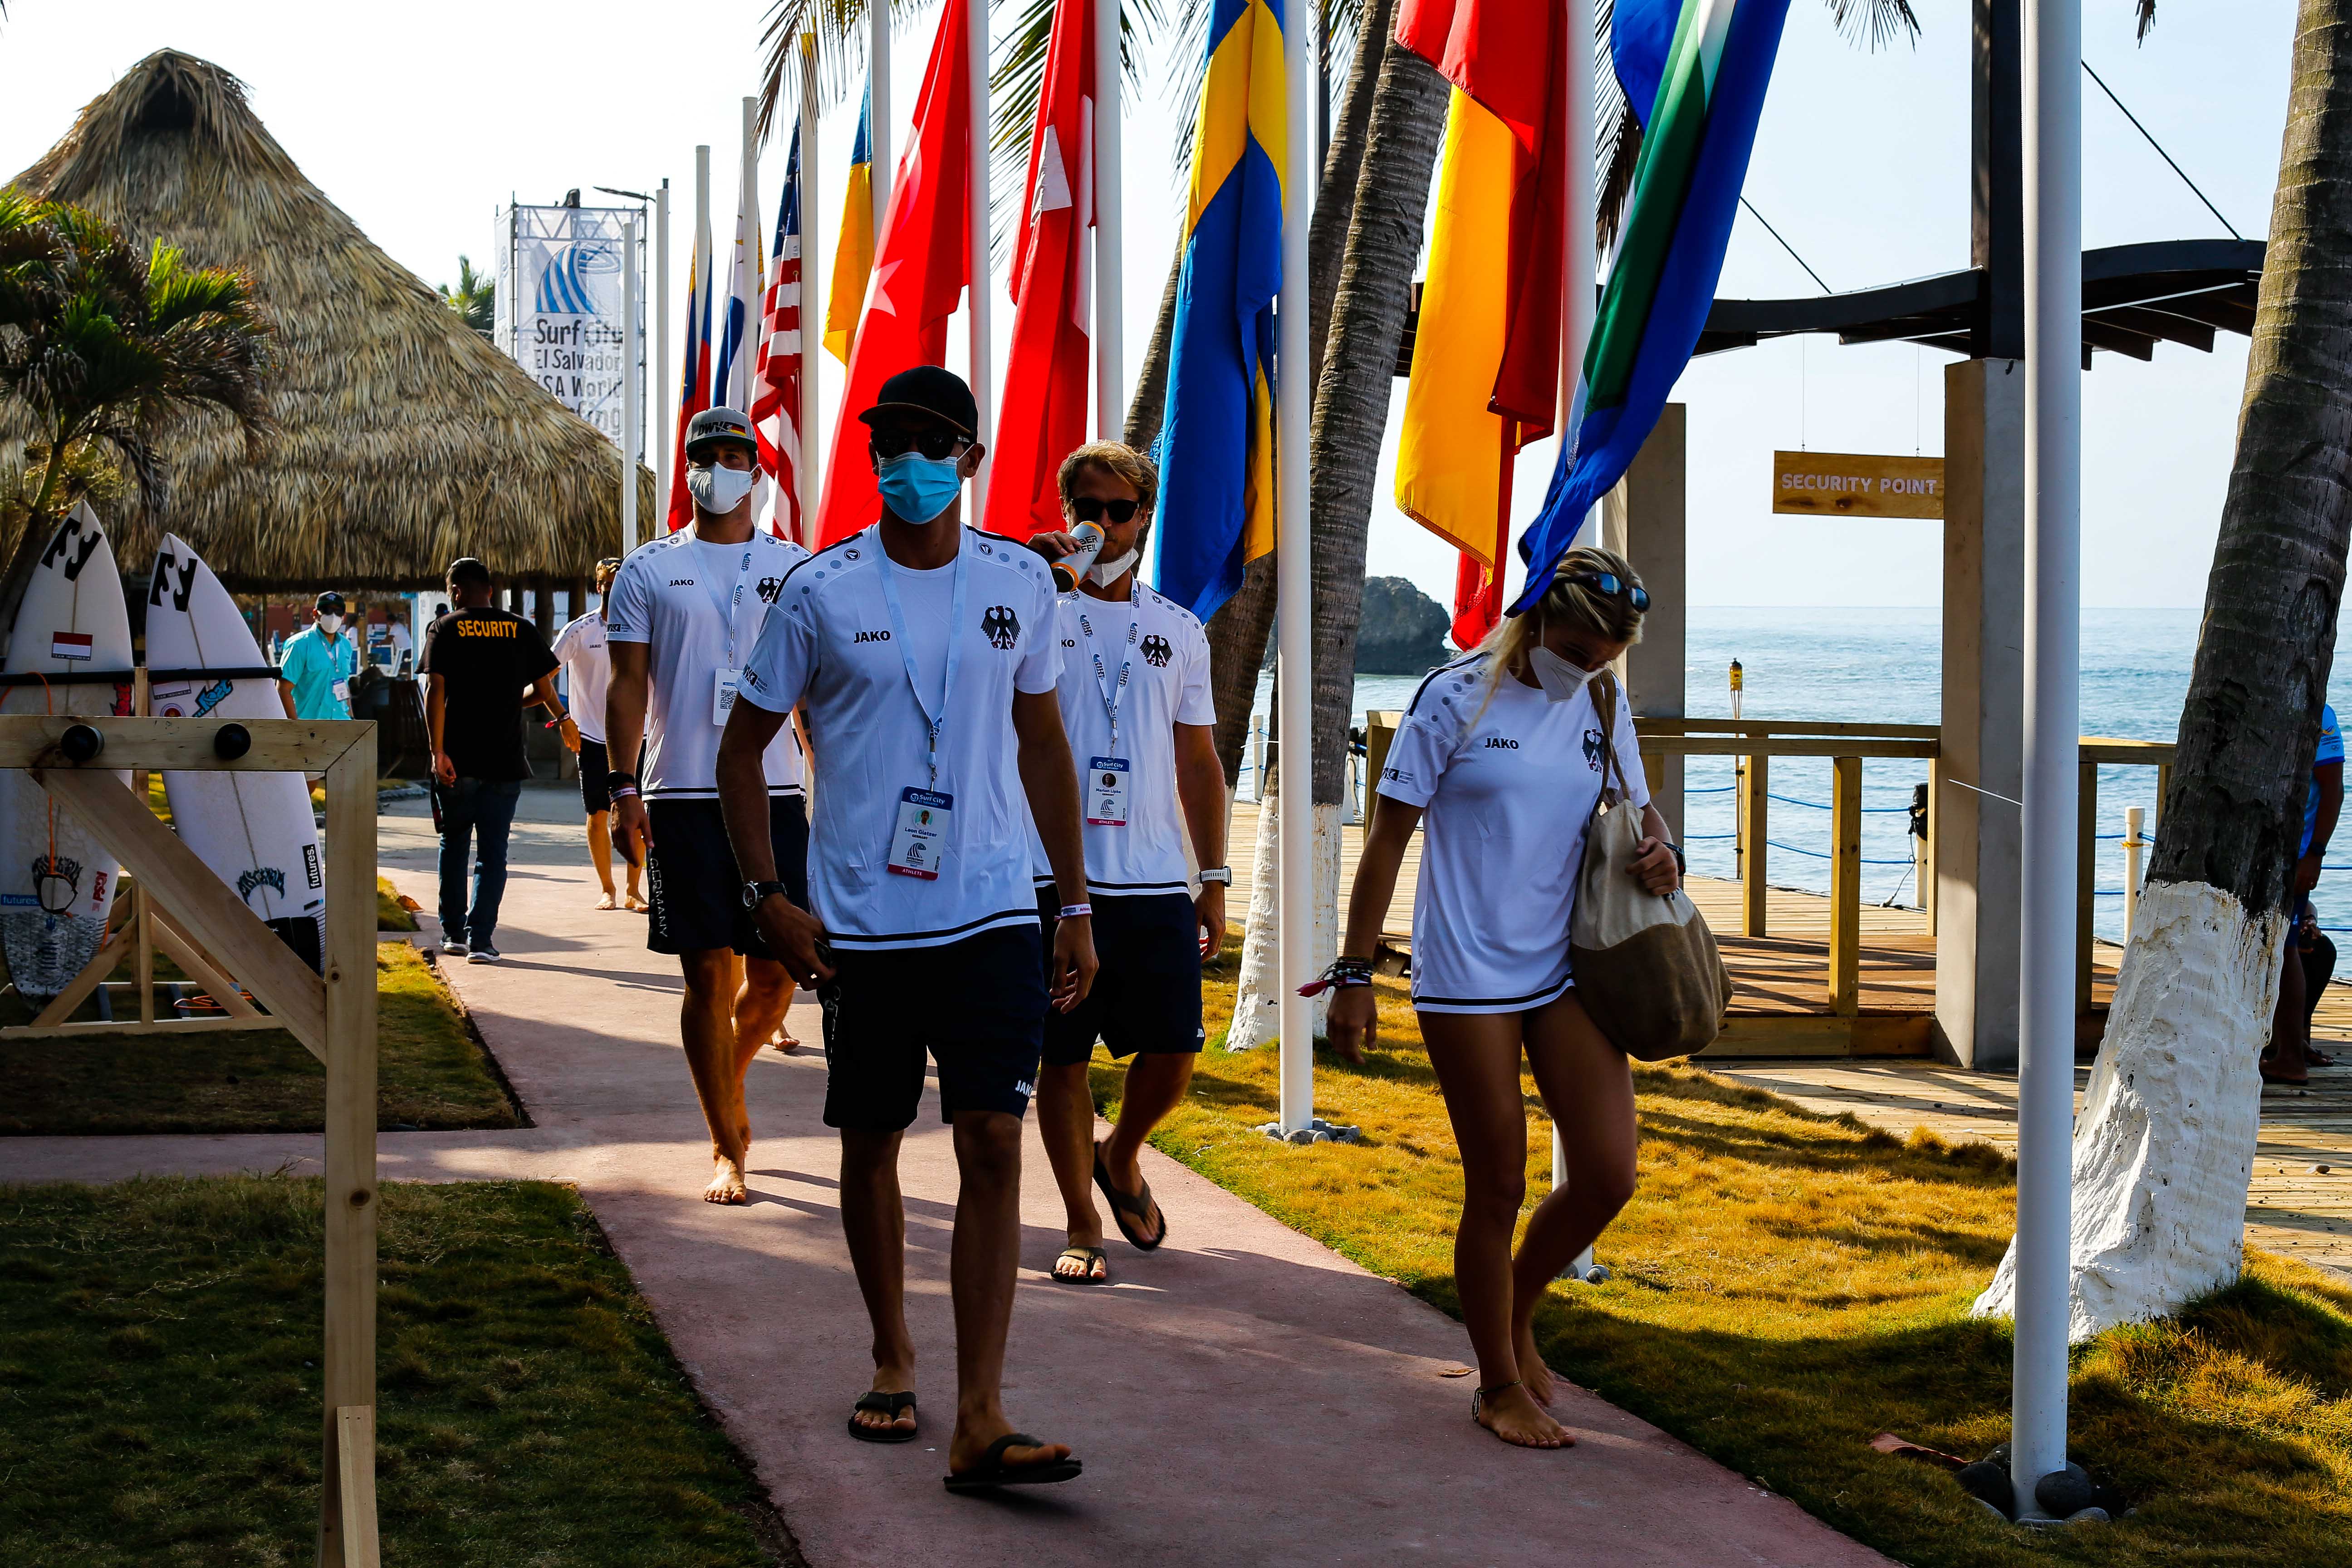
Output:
[1274, 0, 1316, 1135]
[800, 33, 825, 542]
[2013, 0, 2081, 1516]
[622, 211, 642, 554]
[871, 0, 894, 228]
[1556, 0, 1598, 1275]
[654, 179, 671, 521]
[740, 96, 762, 415]
[1093, 0, 1122, 438]
[967, 0, 993, 517]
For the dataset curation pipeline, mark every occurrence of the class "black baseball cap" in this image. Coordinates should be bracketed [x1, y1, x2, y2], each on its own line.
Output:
[858, 366, 977, 437]
[685, 406, 759, 460]
[314, 590, 345, 613]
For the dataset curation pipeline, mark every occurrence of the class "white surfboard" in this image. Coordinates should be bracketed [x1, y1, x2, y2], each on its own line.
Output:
[145, 534, 325, 973]
[0, 504, 134, 997]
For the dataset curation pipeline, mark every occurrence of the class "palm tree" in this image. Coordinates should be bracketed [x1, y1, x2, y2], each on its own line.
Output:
[436, 255, 495, 339]
[0, 195, 272, 627]
[1976, 0, 2348, 1336]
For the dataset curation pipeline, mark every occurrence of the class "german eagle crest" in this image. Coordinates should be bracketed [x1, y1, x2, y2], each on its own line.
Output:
[1140, 633, 1174, 668]
[981, 605, 1020, 650]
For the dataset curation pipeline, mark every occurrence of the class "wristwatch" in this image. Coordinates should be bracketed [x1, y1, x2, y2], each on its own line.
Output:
[1197, 866, 1233, 886]
[742, 879, 791, 909]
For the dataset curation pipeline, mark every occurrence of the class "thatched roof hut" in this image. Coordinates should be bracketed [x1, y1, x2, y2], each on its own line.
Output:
[6, 49, 650, 592]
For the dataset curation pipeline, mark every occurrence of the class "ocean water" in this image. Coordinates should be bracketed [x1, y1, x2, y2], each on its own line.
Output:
[1249, 606, 2277, 944]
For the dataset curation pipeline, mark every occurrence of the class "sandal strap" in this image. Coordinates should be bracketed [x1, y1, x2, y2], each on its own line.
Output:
[853, 1390, 916, 1415]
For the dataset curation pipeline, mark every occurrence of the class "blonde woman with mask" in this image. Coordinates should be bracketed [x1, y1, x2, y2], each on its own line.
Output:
[1325, 547, 1680, 1450]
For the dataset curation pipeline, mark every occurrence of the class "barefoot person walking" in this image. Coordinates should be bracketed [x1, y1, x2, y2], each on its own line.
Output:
[606, 407, 812, 1205]
[1327, 547, 1679, 1450]
[1024, 444, 1226, 1284]
[552, 557, 646, 913]
[717, 367, 1094, 1490]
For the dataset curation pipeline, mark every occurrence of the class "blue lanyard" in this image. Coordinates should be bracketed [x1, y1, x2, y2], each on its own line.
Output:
[874, 537, 969, 790]
[1075, 583, 1139, 754]
[692, 526, 756, 663]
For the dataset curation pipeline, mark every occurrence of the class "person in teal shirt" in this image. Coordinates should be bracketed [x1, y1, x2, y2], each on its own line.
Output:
[278, 590, 358, 720]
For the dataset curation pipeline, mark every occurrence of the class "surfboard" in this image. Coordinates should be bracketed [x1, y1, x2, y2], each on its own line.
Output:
[144, 534, 325, 973]
[0, 504, 134, 997]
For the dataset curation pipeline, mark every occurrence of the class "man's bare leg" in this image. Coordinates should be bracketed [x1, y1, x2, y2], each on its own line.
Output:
[587, 809, 618, 908]
[840, 1126, 919, 1437]
[946, 1109, 1073, 1475]
[1098, 1053, 1193, 1246]
[728, 956, 796, 1142]
[1036, 1061, 1106, 1279]
[679, 948, 754, 1202]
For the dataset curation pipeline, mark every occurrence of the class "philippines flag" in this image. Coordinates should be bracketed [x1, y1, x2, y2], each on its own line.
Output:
[753, 123, 807, 544]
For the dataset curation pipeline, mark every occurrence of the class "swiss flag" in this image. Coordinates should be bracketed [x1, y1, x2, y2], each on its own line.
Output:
[813, 0, 974, 547]
[982, 0, 1093, 542]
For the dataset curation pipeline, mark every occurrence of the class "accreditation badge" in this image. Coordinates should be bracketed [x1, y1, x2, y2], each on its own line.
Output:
[1086, 756, 1131, 827]
[888, 787, 954, 879]
[712, 667, 744, 726]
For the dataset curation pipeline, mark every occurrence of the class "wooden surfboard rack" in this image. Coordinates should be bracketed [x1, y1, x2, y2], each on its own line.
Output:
[0, 713, 382, 1567]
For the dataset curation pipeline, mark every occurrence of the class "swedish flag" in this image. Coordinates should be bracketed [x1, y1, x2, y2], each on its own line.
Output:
[1154, 0, 1286, 624]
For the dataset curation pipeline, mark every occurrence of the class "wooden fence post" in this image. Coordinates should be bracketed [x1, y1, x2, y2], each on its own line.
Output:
[1741, 754, 1769, 938]
[2077, 760, 2098, 1019]
[1829, 756, 1862, 1016]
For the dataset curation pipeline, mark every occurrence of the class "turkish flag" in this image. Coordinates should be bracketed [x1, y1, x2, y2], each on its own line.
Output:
[982, 0, 1093, 542]
[813, 0, 974, 546]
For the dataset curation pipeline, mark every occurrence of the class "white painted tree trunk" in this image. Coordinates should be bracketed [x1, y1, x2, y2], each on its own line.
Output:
[1309, 800, 1341, 1034]
[1974, 880, 2281, 1340]
[1226, 786, 1284, 1049]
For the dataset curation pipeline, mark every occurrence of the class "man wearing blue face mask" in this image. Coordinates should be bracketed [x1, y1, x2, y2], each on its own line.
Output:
[717, 365, 1095, 1490]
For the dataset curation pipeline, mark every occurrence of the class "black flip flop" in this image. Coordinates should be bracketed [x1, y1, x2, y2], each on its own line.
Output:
[1092, 1142, 1166, 1252]
[1052, 1245, 1108, 1282]
[943, 1433, 1083, 1493]
[847, 1390, 918, 1444]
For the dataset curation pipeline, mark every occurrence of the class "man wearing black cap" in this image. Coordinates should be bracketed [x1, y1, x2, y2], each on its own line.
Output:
[718, 365, 1093, 1490]
[278, 590, 359, 721]
[606, 406, 812, 1206]
[418, 557, 573, 963]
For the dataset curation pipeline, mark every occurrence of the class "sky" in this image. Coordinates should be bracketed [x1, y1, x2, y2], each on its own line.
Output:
[0, 0, 2302, 609]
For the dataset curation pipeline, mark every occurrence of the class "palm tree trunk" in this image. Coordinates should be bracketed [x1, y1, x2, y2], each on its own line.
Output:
[1977, 0, 2352, 1337]
[1123, 245, 1186, 452]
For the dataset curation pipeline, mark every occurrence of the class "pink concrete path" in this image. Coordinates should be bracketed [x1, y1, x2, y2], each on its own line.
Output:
[0, 787, 1892, 1568]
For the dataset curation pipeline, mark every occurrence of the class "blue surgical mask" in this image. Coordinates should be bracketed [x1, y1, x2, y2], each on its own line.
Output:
[877, 453, 964, 525]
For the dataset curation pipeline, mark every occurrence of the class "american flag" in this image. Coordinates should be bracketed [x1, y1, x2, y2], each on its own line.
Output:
[751, 123, 804, 544]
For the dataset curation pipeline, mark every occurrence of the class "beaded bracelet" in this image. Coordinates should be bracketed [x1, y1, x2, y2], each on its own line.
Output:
[1298, 956, 1375, 997]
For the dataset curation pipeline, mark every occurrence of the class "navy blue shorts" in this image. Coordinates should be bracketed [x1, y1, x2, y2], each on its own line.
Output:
[818, 925, 1048, 1130]
[1037, 888, 1205, 1068]
[646, 794, 807, 958]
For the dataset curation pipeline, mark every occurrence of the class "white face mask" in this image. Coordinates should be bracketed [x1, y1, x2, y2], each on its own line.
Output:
[316, 613, 344, 635]
[1087, 549, 1138, 587]
[1528, 644, 1596, 703]
[687, 462, 757, 515]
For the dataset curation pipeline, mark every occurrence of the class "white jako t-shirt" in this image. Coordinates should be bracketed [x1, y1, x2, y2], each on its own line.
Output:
[549, 612, 612, 745]
[605, 522, 808, 799]
[738, 525, 1061, 950]
[1375, 655, 1650, 1014]
[1029, 583, 1215, 896]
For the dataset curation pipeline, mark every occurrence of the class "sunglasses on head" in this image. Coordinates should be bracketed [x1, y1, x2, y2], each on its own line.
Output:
[595, 556, 621, 570]
[870, 426, 970, 462]
[1068, 497, 1141, 525]
[1565, 570, 1650, 612]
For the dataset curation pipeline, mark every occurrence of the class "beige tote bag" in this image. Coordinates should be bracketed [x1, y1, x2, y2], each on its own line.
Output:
[1568, 673, 1733, 1060]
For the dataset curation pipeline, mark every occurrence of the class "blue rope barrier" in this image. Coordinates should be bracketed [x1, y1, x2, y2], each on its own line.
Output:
[1764, 792, 1911, 813]
[1684, 784, 1736, 794]
[1683, 832, 1737, 840]
[1764, 838, 1915, 865]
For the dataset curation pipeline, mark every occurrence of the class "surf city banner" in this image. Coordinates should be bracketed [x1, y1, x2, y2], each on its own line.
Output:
[495, 202, 647, 447]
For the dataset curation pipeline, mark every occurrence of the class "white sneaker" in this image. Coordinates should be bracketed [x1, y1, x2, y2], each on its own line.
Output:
[439, 938, 467, 957]
[466, 945, 500, 964]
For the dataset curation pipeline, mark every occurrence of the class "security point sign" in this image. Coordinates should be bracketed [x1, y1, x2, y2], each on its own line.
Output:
[495, 203, 644, 446]
[1772, 451, 1945, 519]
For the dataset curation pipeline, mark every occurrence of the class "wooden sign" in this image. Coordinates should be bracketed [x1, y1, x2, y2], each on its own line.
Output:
[1772, 451, 1945, 519]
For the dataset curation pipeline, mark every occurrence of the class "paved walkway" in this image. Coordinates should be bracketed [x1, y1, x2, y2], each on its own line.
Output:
[0, 786, 1889, 1568]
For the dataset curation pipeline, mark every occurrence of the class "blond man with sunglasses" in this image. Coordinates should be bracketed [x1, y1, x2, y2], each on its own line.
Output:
[551, 557, 644, 911]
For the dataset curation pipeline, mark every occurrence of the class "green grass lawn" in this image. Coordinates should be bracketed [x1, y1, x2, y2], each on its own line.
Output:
[0, 1175, 795, 1567]
[0, 944, 519, 1134]
[1089, 940, 2352, 1568]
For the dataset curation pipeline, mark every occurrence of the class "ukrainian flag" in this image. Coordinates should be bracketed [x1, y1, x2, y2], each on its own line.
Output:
[824, 78, 877, 366]
[1154, 0, 1286, 624]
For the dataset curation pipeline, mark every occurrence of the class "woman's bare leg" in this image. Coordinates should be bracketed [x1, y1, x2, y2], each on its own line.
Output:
[586, 809, 618, 906]
[1421, 1009, 1571, 1449]
[1511, 988, 1638, 1406]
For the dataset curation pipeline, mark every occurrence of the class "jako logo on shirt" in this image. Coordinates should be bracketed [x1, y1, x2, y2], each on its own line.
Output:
[980, 606, 1020, 649]
[853, 629, 891, 644]
[1141, 634, 1173, 668]
[1484, 736, 1520, 750]
[1582, 729, 1606, 769]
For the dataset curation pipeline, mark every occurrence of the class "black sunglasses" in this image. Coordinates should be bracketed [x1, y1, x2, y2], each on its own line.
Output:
[1565, 570, 1650, 612]
[1069, 497, 1141, 524]
[870, 426, 970, 462]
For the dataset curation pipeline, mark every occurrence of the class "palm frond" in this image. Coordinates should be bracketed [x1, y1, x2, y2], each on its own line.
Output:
[2136, 0, 2156, 41]
[756, 0, 875, 143]
[1823, 0, 1920, 52]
